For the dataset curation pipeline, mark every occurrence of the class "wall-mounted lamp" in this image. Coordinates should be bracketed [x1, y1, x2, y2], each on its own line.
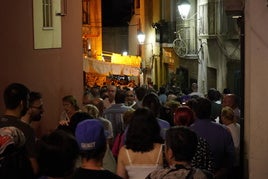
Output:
[177, 0, 191, 20]
[137, 31, 146, 44]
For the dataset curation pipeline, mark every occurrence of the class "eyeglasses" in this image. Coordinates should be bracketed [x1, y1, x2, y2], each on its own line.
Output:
[31, 105, 43, 110]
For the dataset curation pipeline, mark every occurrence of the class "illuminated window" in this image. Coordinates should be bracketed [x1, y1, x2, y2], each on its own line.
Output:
[43, 0, 53, 28]
[136, 0, 140, 8]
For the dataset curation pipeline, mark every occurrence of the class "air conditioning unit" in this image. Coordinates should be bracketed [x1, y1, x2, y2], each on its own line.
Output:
[223, 0, 244, 16]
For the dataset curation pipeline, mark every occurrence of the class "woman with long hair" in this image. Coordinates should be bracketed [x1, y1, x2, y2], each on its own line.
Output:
[116, 107, 164, 179]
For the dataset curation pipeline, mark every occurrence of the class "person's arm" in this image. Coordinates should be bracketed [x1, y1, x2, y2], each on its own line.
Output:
[214, 128, 236, 178]
[59, 111, 70, 125]
[225, 128, 236, 167]
[116, 147, 129, 179]
[106, 119, 114, 148]
[58, 119, 69, 126]
[29, 157, 39, 175]
[25, 128, 39, 175]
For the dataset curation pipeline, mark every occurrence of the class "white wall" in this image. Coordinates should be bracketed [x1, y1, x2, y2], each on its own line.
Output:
[245, 0, 268, 178]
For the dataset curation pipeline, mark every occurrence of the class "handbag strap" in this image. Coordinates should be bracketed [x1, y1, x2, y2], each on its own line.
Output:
[162, 144, 169, 168]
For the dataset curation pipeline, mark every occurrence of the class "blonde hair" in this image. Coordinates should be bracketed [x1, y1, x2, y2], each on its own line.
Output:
[62, 95, 80, 110]
[82, 104, 99, 118]
[221, 106, 235, 122]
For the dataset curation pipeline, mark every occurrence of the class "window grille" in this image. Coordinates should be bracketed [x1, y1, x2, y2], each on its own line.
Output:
[43, 0, 53, 28]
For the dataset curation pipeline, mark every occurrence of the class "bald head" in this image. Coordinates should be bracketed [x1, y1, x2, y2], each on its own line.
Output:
[222, 94, 239, 109]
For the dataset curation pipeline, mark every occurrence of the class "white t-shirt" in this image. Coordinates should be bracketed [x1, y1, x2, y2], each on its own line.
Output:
[227, 123, 240, 166]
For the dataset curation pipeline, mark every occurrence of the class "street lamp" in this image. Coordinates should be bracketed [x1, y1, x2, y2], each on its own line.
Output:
[177, 0, 191, 20]
[136, 31, 154, 59]
[137, 31, 146, 45]
[136, 31, 156, 86]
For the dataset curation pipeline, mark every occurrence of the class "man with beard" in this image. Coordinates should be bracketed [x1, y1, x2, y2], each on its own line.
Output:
[0, 83, 39, 175]
[21, 91, 44, 140]
[21, 91, 44, 124]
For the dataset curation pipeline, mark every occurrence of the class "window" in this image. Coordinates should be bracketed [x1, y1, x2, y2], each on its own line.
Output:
[33, 0, 61, 49]
[82, 0, 89, 24]
[43, 0, 53, 29]
[136, 0, 140, 8]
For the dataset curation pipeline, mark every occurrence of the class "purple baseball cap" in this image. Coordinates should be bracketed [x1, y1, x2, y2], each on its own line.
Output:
[75, 119, 106, 151]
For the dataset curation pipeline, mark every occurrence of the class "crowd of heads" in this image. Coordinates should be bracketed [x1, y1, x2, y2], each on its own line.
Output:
[0, 81, 241, 179]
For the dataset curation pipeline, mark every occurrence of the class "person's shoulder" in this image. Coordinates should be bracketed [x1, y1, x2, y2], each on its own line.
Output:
[159, 93, 167, 98]
[207, 121, 233, 134]
[212, 121, 230, 131]
[118, 145, 127, 154]
[121, 104, 133, 110]
[19, 121, 35, 134]
[109, 104, 133, 113]
[233, 122, 241, 128]
[73, 168, 95, 178]
[98, 116, 110, 123]
[191, 118, 203, 124]
[190, 119, 206, 131]
[193, 168, 214, 179]
[103, 97, 109, 102]
[117, 145, 129, 161]
[103, 106, 112, 113]
[0, 115, 19, 124]
[101, 170, 123, 179]
[0, 115, 34, 132]
[146, 168, 170, 179]
[153, 143, 163, 151]
[157, 118, 170, 127]
[74, 168, 123, 179]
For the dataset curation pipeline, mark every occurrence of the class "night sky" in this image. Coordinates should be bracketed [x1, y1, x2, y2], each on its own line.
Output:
[102, 0, 134, 27]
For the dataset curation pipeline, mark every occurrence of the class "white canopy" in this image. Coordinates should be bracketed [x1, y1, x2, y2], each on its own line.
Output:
[83, 57, 141, 76]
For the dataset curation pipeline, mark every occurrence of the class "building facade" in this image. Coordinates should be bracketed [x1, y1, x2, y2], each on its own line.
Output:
[0, 0, 267, 178]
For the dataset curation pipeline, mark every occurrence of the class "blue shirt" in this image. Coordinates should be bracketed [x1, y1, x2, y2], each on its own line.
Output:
[156, 117, 170, 140]
[103, 104, 133, 137]
[158, 94, 167, 105]
[190, 118, 235, 170]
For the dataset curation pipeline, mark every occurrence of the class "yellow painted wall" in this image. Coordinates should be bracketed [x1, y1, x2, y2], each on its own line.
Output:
[83, 0, 102, 60]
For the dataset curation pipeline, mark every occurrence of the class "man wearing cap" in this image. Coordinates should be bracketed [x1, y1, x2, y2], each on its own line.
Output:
[73, 119, 123, 179]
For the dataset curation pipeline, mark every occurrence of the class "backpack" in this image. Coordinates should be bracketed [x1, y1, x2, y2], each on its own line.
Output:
[0, 147, 34, 179]
[146, 166, 213, 179]
[111, 132, 125, 159]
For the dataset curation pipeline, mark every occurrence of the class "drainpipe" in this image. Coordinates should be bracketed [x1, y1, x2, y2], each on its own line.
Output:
[159, 23, 163, 88]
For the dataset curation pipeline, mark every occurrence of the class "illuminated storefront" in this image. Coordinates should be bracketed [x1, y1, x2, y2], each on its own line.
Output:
[83, 54, 141, 87]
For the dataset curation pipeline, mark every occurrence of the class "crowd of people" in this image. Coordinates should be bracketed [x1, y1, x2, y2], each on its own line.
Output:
[0, 82, 241, 179]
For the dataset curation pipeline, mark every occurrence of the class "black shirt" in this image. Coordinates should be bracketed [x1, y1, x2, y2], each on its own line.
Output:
[73, 167, 123, 179]
[0, 115, 36, 157]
